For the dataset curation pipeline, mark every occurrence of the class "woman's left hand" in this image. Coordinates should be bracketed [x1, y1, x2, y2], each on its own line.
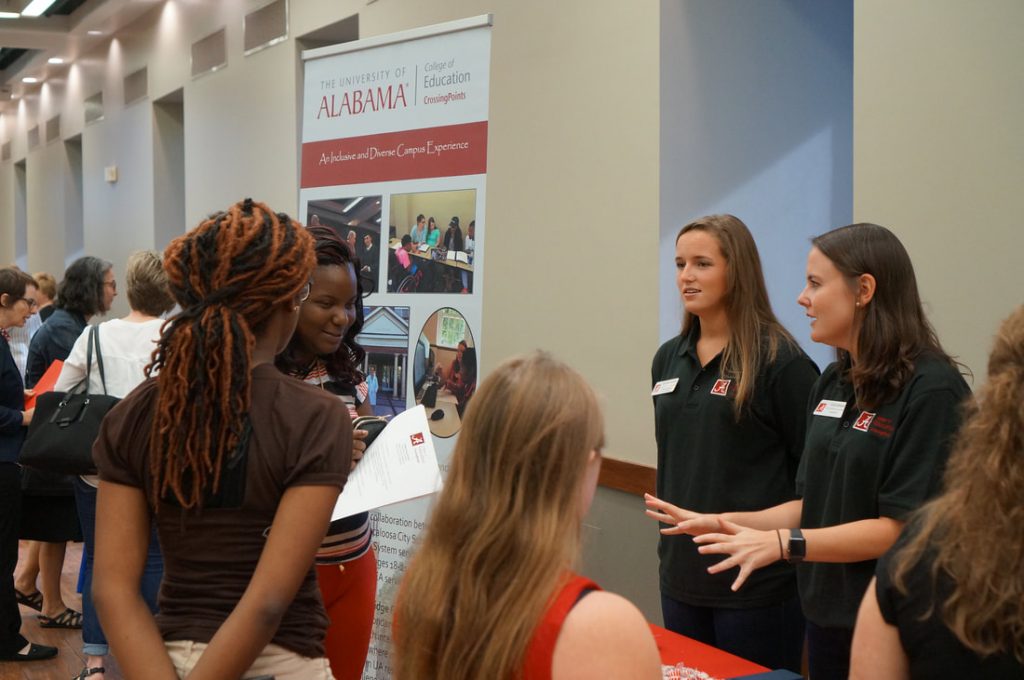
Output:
[351, 429, 369, 471]
[693, 522, 782, 592]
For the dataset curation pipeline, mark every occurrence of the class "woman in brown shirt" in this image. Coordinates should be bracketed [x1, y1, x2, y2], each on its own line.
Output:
[91, 199, 353, 680]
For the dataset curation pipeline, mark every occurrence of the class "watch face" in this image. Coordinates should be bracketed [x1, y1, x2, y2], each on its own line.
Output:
[788, 530, 806, 562]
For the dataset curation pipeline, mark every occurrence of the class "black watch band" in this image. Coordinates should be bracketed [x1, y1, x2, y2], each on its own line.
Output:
[787, 528, 806, 564]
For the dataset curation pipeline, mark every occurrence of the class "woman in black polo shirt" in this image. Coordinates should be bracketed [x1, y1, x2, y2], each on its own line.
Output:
[645, 215, 819, 672]
[647, 223, 969, 680]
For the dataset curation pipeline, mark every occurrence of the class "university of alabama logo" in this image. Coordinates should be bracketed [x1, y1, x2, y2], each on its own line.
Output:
[410, 432, 425, 446]
[852, 412, 876, 432]
[815, 402, 827, 413]
[710, 379, 731, 397]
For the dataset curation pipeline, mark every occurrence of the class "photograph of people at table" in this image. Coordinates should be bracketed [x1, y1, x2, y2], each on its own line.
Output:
[306, 195, 383, 294]
[645, 222, 971, 680]
[647, 215, 819, 673]
[412, 307, 476, 438]
[387, 189, 477, 294]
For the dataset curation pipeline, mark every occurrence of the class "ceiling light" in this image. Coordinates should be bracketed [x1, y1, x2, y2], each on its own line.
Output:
[22, 77, 39, 84]
[0, 11, 21, 18]
[48, 57, 65, 65]
[21, 0, 58, 17]
[87, 30, 103, 36]
[343, 197, 364, 212]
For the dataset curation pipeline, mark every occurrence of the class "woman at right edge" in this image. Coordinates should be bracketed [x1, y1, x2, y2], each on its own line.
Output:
[646, 223, 970, 680]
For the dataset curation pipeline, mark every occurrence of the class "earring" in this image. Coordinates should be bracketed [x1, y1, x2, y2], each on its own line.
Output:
[855, 301, 861, 307]
[293, 304, 300, 312]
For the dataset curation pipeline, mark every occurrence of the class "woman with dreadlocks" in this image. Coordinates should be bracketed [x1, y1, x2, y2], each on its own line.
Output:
[91, 199, 352, 680]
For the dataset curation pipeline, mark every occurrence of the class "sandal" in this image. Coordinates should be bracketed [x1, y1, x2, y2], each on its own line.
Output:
[14, 588, 43, 611]
[38, 607, 83, 629]
[73, 667, 106, 679]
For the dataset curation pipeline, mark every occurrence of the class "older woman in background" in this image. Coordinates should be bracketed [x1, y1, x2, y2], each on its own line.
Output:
[55, 251, 175, 680]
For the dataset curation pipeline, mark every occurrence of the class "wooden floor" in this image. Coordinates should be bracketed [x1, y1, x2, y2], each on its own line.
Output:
[0, 541, 124, 680]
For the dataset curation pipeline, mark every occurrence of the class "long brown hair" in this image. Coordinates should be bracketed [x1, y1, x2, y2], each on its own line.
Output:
[812, 223, 957, 410]
[147, 199, 315, 509]
[892, 305, 1024, 661]
[393, 352, 605, 680]
[679, 215, 799, 415]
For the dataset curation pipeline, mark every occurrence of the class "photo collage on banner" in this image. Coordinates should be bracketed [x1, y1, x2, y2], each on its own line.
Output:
[300, 16, 492, 679]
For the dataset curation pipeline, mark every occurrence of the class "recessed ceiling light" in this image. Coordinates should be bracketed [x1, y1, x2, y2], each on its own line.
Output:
[48, 57, 65, 65]
[21, 0, 58, 18]
[87, 30, 104, 36]
[0, 11, 21, 19]
[22, 77, 39, 84]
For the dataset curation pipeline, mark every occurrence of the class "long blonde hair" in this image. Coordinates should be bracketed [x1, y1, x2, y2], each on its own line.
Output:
[393, 352, 605, 680]
[679, 215, 798, 416]
[892, 305, 1024, 661]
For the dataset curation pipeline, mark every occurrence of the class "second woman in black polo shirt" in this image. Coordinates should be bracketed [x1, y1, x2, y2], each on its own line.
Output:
[645, 215, 819, 672]
[647, 223, 970, 680]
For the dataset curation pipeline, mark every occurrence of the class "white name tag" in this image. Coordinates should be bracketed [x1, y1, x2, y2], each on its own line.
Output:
[812, 399, 846, 418]
[652, 378, 679, 396]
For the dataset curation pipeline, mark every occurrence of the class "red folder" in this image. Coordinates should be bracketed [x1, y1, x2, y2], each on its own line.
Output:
[25, 359, 64, 410]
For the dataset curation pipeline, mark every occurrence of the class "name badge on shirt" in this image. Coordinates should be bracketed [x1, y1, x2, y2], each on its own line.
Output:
[813, 399, 846, 418]
[652, 378, 679, 396]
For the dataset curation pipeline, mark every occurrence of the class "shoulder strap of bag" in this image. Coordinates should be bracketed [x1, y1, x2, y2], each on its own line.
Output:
[91, 325, 110, 396]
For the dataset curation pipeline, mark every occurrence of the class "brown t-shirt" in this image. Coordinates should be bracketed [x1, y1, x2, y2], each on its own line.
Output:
[93, 363, 351, 659]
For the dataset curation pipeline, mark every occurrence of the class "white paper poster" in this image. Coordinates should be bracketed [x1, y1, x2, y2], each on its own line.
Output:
[300, 16, 491, 679]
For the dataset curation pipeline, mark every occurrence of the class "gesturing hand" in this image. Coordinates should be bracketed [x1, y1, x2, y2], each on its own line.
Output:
[693, 523, 781, 592]
[643, 493, 725, 536]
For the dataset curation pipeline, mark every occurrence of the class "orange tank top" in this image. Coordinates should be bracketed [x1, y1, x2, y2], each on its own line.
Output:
[520, 573, 601, 680]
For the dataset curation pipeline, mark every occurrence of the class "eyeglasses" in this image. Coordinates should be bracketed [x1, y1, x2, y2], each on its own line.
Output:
[103, 280, 117, 291]
[298, 281, 312, 303]
[18, 297, 38, 309]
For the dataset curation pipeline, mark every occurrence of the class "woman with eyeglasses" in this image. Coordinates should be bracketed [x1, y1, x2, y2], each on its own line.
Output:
[16, 256, 117, 632]
[0, 268, 58, 662]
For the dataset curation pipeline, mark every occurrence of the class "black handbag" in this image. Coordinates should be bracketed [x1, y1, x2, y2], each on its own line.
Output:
[20, 325, 120, 476]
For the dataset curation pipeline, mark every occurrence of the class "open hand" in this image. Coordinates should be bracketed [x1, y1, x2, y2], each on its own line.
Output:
[644, 493, 727, 536]
[693, 523, 781, 592]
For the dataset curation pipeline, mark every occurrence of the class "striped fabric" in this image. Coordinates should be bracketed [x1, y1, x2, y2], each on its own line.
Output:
[297, 361, 372, 565]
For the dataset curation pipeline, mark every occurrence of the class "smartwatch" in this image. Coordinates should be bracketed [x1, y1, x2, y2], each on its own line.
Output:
[786, 528, 806, 564]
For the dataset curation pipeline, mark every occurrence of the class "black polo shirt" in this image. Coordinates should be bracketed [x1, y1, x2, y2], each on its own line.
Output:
[795, 354, 970, 629]
[652, 328, 819, 607]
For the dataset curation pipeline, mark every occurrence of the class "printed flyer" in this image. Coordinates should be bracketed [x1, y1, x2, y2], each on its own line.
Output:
[300, 15, 492, 679]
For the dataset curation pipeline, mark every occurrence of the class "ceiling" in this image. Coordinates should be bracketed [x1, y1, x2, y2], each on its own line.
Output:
[0, 0, 162, 102]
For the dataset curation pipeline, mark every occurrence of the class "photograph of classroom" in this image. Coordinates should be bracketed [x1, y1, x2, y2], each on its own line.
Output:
[308, 196, 384, 294]
[411, 307, 476, 439]
[387, 190, 476, 294]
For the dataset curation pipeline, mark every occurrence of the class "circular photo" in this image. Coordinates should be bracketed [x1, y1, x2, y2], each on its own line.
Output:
[412, 307, 476, 439]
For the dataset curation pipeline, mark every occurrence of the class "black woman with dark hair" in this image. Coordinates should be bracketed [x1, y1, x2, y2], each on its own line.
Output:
[276, 226, 376, 680]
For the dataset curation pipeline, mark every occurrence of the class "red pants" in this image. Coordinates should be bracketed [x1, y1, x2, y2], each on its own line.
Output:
[317, 547, 377, 680]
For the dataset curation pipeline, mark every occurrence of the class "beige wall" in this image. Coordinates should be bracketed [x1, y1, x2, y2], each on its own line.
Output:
[854, 0, 1024, 378]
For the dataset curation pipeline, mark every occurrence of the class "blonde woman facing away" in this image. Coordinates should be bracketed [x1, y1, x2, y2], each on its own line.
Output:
[393, 352, 661, 680]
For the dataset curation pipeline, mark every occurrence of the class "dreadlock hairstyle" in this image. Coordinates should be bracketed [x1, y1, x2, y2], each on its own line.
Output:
[147, 198, 315, 510]
[276, 225, 367, 385]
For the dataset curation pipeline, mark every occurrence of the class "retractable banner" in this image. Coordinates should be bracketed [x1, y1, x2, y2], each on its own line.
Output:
[300, 16, 492, 679]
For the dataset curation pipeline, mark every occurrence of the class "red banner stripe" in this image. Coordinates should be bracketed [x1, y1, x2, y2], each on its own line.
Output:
[301, 121, 488, 188]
